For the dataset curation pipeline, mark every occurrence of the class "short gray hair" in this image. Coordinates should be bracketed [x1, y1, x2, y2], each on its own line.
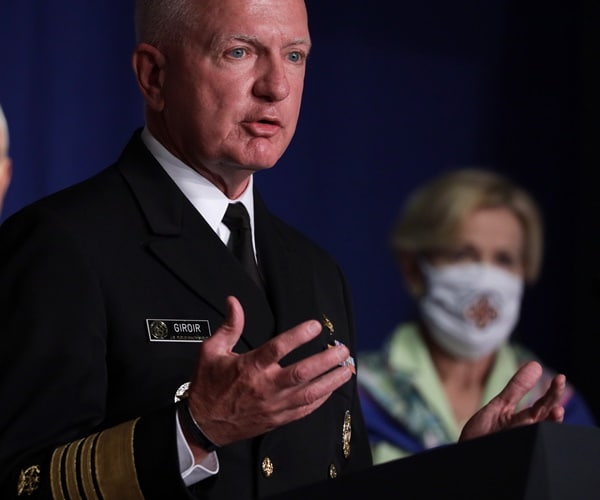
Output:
[134, 0, 196, 45]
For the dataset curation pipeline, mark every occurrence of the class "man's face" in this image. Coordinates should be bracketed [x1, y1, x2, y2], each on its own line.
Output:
[156, 0, 310, 182]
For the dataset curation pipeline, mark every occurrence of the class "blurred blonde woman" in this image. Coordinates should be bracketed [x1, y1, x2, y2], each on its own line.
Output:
[358, 168, 596, 464]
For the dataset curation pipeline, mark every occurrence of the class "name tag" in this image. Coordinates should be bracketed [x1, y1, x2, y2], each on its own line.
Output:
[146, 319, 212, 342]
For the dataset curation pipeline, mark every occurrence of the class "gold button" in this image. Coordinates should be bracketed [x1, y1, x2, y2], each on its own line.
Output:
[328, 463, 337, 479]
[261, 457, 274, 478]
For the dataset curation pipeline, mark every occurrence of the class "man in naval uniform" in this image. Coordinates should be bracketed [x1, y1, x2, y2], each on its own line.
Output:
[0, 0, 567, 498]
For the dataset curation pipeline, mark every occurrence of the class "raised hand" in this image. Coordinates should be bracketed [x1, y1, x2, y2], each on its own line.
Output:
[185, 296, 353, 457]
[459, 360, 566, 442]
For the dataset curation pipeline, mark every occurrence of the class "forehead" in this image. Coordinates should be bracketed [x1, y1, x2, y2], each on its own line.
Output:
[193, 0, 310, 45]
[459, 207, 524, 248]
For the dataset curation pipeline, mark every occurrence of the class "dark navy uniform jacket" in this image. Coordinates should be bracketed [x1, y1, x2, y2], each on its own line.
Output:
[0, 131, 372, 499]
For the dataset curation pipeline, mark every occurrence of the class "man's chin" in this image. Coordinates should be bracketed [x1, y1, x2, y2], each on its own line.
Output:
[247, 161, 278, 172]
[237, 156, 282, 174]
[242, 138, 289, 170]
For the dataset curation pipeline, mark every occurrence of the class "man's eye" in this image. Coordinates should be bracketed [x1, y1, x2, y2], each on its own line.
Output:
[287, 51, 302, 63]
[229, 48, 246, 58]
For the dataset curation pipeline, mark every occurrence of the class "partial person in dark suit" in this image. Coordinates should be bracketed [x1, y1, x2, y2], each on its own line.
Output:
[0, 1, 567, 499]
[0, 104, 11, 216]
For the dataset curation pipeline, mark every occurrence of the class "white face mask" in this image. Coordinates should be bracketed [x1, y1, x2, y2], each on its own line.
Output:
[418, 262, 524, 360]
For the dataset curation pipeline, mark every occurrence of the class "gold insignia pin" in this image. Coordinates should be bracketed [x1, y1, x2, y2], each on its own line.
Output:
[322, 315, 334, 335]
[17, 465, 41, 496]
[323, 315, 356, 375]
[149, 320, 169, 340]
[329, 463, 338, 479]
[261, 456, 274, 478]
[342, 410, 352, 459]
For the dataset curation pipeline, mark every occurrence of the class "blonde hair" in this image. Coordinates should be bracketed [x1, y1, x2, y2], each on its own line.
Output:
[391, 168, 543, 283]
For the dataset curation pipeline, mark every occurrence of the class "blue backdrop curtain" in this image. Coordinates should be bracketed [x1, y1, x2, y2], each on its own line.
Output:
[1, 1, 593, 418]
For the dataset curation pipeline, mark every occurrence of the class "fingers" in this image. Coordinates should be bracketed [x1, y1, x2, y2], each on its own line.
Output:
[494, 361, 542, 409]
[202, 296, 350, 388]
[278, 342, 351, 386]
[504, 372, 567, 428]
[460, 365, 567, 444]
[207, 298, 346, 378]
[271, 393, 331, 427]
[530, 373, 566, 420]
[286, 363, 353, 408]
[260, 366, 353, 429]
[252, 319, 324, 370]
[550, 405, 565, 423]
[187, 301, 355, 445]
[249, 321, 353, 413]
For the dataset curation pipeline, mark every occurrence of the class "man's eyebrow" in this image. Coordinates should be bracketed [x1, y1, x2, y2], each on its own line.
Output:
[227, 34, 259, 44]
[286, 37, 311, 47]
[213, 34, 312, 51]
[285, 38, 312, 53]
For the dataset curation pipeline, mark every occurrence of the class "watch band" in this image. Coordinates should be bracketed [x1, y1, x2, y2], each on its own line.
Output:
[177, 399, 219, 452]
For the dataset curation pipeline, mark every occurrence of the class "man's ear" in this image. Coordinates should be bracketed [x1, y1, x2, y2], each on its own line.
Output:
[132, 43, 166, 111]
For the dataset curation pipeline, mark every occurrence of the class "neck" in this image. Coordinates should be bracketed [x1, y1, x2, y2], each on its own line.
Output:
[422, 327, 496, 428]
[145, 121, 252, 199]
[189, 164, 251, 200]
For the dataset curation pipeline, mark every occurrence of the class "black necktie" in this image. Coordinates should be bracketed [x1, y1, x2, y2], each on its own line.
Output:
[222, 203, 263, 288]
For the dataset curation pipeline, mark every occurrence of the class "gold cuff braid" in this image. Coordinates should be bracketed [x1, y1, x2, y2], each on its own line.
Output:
[50, 419, 143, 499]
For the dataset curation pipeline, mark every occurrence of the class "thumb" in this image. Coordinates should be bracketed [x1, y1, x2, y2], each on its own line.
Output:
[208, 295, 245, 353]
[495, 360, 542, 407]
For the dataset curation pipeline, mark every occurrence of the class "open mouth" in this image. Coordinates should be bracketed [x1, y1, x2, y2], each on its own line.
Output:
[243, 119, 281, 137]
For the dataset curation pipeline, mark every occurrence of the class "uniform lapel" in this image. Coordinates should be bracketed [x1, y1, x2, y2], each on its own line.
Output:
[116, 132, 273, 350]
[254, 192, 324, 363]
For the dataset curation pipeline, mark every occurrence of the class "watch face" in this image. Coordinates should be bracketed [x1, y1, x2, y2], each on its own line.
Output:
[174, 382, 190, 402]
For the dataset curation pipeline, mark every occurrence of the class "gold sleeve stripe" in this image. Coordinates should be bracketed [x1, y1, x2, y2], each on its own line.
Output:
[50, 443, 68, 500]
[64, 437, 85, 499]
[49, 419, 143, 499]
[95, 418, 144, 500]
[79, 433, 101, 500]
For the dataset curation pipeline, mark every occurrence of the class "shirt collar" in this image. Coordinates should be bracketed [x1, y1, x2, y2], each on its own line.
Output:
[140, 127, 255, 237]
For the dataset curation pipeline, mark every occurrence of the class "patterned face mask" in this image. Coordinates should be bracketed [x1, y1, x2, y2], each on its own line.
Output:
[418, 262, 524, 360]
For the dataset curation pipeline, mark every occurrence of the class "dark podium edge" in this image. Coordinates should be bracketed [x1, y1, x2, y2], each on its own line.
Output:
[266, 422, 600, 499]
